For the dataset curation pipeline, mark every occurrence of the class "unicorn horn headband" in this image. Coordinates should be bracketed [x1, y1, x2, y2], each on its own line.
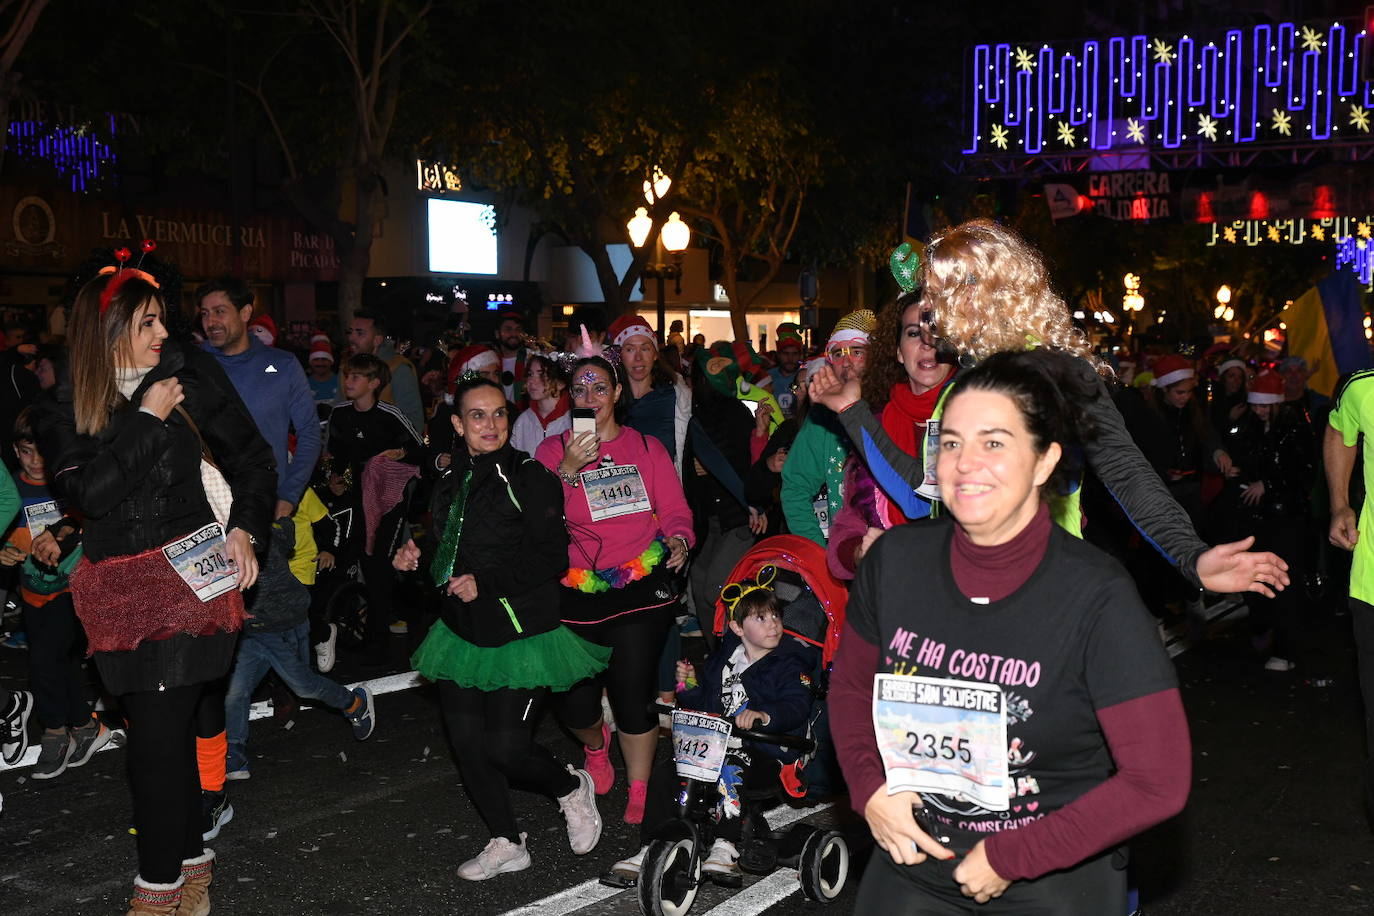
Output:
[98, 239, 160, 313]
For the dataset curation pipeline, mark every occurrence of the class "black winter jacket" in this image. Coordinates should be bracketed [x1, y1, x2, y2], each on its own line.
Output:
[34, 340, 276, 561]
[429, 441, 568, 647]
[1224, 407, 1316, 519]
[678, 633, 816, 764]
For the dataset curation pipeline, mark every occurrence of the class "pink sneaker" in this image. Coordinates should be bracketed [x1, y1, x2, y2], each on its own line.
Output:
[624, 779, 648, 824]
[584, 722, 615, 795]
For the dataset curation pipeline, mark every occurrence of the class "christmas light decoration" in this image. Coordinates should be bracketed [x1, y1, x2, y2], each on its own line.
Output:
[1205, 215, 1374, 246]
[966, 19, 1373, 155]
[7, 117, 118, 193]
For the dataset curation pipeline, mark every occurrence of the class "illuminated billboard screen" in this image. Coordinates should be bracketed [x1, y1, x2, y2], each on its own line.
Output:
[427, 198, 497, 275]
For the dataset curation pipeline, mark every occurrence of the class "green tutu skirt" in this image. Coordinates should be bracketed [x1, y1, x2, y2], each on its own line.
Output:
[411, 620, 611, 692]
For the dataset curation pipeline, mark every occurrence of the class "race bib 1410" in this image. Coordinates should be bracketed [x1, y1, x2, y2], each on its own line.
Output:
[581, 464, 651, 521]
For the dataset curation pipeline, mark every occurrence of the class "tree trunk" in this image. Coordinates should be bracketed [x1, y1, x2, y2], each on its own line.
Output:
[334, 172, 381, 329]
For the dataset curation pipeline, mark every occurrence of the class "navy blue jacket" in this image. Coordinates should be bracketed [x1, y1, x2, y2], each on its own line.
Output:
[679, 633, 816, 763]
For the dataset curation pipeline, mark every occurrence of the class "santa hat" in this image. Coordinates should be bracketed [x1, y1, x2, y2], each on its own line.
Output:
[448, 344, 499, 389]
[1247, 370, 1284, 404]
[311, 332, 331, 346]
[308, 340, 334, 364]
[775, 322, 804, 347]
[608, 314, 656, 348]
[248, 314, 277, 347]
[1151, 354, 1194, 388]
[1217, 358, 1247, 377]
[827, 309, 876, 350]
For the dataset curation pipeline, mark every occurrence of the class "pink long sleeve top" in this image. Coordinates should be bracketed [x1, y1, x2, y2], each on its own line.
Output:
[536, 425, 695, 570]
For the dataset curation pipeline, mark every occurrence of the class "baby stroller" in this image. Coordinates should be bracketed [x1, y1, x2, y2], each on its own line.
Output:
[633, 535, 850, 916]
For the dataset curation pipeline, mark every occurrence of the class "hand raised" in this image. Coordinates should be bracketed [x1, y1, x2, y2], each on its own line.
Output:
[143, 377, 185, 421]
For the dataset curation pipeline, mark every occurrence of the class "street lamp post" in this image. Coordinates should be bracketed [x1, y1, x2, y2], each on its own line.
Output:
[1213, 285, 1234, 323]
[628, 173, 691, 343]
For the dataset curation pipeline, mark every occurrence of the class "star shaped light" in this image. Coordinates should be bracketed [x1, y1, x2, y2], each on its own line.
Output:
[1126, 117, 1146, 143]
[1056, 120, 1076, 147]
[1351, 105, 1371, 132]
[1360, 222, 1372, 239]
[1014, 47, 1035, 72]
[1311, 225, 1326, 241]
[990, 124, 1010, 150]
[1267, 225, 1282, 243]
[1299, 25, 1324, 53]
[1223, 226, 1237, 243]
[1271, 108, 1292, 136]
[1197, 114, 1218, 141]
[1152, 38, 1176, 65]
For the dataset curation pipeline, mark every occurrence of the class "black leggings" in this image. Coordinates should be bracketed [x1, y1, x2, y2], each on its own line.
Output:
[557, 605, 674, 736]
[123, 684, 206, 884]
[438, 681, 577, 842]
[854, 844, 1125, 915]
[21, 592, 89, 729]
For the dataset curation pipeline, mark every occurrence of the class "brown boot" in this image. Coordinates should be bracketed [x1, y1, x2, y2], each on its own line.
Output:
[177, 848, 214, 916]
[126, 876, 183, 915]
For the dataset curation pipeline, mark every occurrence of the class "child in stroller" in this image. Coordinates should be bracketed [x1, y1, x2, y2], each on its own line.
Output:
[600, 536, 851, 914]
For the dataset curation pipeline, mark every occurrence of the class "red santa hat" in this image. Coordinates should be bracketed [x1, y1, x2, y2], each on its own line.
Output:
[1247, 369, 1284, 404]
[608, 314, 656, 348]
[248, 314, 278, 347]
[1151, 354, 1194, 388]
[1217, 358, 1247, 377]
[447, 344, 499, 389]
[308, 340, 334, 363]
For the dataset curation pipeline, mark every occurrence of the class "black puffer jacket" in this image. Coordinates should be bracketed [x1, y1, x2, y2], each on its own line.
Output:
[429, 441, 568, 647]
[33, 340, 276, 561]
[1224, 406, 1316, 519]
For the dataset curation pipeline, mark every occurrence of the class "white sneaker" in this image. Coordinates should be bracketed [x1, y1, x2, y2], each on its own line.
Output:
[608, 844, 649, 882]
[702, 838, 739, 877]
[557, 766, 603, 855]
[457, 832, 531, 881]
[314, 624, 337, 673]
[1264, 657, 1296, 672]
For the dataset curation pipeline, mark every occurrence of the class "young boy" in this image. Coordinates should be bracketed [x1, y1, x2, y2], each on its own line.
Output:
[223, 518, 376, 782]
[0, 410, 111, 779]
[326, 353, 423, 661]
[605, 573, 814, 884]
[326, 354, 423, 480]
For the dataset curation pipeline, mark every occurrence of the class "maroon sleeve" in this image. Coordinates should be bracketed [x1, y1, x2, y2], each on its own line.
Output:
[984, 688, 1191, 882]
[829, 621, 886, 816]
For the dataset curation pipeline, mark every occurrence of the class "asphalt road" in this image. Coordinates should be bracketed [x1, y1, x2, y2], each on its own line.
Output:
[1, 603, 1373, 915]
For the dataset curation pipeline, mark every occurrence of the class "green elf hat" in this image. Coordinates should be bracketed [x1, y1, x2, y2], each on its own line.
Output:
[696, 341, 741, 397]
[775, 323, 804, 348]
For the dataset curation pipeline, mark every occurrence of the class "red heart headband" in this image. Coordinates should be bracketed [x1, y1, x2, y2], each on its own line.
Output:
[99, 240, 160, 313]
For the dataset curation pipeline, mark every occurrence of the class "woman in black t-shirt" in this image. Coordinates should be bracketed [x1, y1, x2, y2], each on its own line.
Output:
[831, 350, 1191, 914]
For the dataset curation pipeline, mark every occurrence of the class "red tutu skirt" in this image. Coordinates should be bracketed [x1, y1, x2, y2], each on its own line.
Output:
[68, 544, 246, 654]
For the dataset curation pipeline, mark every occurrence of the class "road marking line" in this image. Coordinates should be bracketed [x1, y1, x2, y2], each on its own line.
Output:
[699, 869, 800, 916]
[498, 802, 833, 916]
[1, 669, 424, 773]
[499, 880, 622, 916]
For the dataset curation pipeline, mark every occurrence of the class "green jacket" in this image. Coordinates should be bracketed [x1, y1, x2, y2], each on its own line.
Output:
[780, 407, 850, 545]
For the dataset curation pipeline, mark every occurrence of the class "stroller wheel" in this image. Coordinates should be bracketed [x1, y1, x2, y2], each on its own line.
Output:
[797, 829, 849, 902]
[638, 836, 701, 916]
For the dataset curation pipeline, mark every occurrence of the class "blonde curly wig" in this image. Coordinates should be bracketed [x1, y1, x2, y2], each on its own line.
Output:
[922, 219, 1107, 375]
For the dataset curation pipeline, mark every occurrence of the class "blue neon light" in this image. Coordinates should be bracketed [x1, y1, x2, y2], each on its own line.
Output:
[966, 19, 1374, 154]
